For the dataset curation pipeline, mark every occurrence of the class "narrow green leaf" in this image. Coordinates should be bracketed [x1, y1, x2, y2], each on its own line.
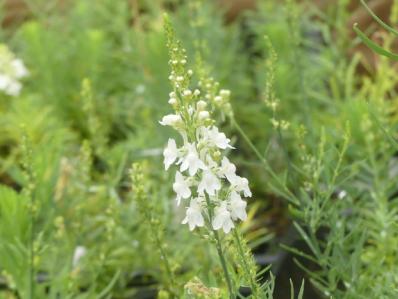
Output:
[353, 23, 398, 60]
[298, 280, 305, 299]
[97, 270, 121, 299]
[360, 0, 398, 36]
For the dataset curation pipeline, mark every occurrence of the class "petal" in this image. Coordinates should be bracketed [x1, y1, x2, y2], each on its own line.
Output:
[212, 214, 224, 230]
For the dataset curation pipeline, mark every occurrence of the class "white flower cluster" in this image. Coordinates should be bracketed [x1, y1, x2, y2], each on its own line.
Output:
[0, 44, 29, 96]
[160, 49, 251, 234]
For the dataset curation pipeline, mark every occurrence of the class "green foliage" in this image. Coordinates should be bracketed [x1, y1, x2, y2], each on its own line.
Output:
[0, 0, 397, 298]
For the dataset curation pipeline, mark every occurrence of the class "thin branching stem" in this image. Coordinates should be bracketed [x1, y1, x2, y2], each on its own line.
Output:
[29, 194, 35, 299]
[232, 228, 258, 294]
[214, 229, 234, 299]
[204, 196, 234, 298]
[231, 117, 298, 204]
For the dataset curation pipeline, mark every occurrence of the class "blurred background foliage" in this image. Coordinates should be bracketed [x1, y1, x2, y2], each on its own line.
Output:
[0, 0, 397, 298]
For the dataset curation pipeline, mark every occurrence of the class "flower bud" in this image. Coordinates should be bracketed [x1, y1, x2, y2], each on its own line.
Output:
[168, 98, 177, 105]
[193, 89, 200, 96]
[214, 96, 222, 103]
[187, 69, 193, 76]
[196, 100, 207, 111]
[183, 89, 192, 97]
[198, 111, 210, 120]
[220, 89, 230, 97]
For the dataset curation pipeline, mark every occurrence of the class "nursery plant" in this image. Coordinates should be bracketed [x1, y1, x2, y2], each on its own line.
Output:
[0, 0, 397, 298]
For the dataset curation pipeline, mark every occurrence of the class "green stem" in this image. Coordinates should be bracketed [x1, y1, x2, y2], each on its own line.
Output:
[232, 229, 257, 294]
[29, 201, 35, 299]
[146, 212, 177, 297]
[231, 117, 298, 204]
[153, 230, 176, 294]
[213, 229, 234, 299]
[204, 197, 234, 298]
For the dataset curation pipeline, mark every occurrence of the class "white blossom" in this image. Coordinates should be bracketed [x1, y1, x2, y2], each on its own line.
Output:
[219, 157, 236, 183]
[5, 80, 21, 96]
[206, 126, 233, 149]
[0, 45, 29, 96]
[159, 114, 183, 127]
[198, 169, 221, 196]
[180, 143, 206, 176]
[212, 202, 234, 233]
[232, 176, 252, 197]
[73, 246, 87, 267]
[182, 198, 205, 231]
[229, 191, 247, 221]
[163, 138, 178, 170]
[0, 75, 11, 90]
[173, 171, 191, 205]
[12, 59, 29, 78]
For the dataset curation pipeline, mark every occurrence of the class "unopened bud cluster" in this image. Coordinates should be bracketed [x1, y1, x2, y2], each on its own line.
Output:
[198, 75, 233, 118]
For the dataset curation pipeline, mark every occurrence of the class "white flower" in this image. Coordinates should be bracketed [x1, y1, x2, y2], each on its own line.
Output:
[159, 114, 183, 127]
[232, 176, 252, 197]
[198, 169, 221, 196]
[73, 246, 87, 267]
[173, 171, 191, 205]
[219, 157, 236, 183]
[182, 198, 205, 231]
[5, 80, 21, 96]
[212, 202, 234, 233]
[180, 143, 206, 176]
[206, 126, 233, 149]
[0, 74, 11, 90]
[163, 138, 178, 170]
[229, 191, 247, 221]
[12, 59, 29, 78]
[338, 190, 347, 200]
[0, 46, 28, 97]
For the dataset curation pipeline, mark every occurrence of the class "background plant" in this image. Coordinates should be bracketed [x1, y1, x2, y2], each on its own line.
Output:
[0, 0, 397, 298]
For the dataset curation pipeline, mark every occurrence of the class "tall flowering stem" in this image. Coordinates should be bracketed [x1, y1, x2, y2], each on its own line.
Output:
[21, 129, 36, 299]
[161, 16, 253, 298]
[130, 162, 177, 296]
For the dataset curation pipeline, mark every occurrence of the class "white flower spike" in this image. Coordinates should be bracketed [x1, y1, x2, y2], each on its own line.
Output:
[161, 37, 251, 233]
